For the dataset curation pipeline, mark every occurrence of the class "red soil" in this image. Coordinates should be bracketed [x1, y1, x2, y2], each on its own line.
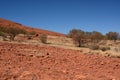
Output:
[0, 42, 120, 80]
[0, 18, 66, 37]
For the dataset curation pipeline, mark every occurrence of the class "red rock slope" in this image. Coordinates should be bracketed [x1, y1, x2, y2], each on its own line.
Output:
[0, 18, 66, 36]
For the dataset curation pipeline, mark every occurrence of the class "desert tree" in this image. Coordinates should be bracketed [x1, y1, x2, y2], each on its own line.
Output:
[5, 27, 27, 41]
[68, 29, 85, 47]
[0, 26, 5, 36]
[90, 31, 104, 43]
[0, 31, 7, 40]
[106, 31, 119, 41]
[118, 33, 120, 40]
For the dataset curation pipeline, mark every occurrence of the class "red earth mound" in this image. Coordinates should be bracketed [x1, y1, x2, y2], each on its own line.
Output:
[0, 42, 120, 80]
[0, 18, 66, 37]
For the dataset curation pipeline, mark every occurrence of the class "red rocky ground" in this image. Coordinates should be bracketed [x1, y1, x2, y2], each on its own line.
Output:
[0, 42, 120, 80]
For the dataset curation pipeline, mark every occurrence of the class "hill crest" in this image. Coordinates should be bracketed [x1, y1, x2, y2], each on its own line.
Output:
[0, 18, 66, 37]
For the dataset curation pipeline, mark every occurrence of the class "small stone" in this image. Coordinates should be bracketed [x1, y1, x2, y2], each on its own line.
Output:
[100, 61, 104, 65]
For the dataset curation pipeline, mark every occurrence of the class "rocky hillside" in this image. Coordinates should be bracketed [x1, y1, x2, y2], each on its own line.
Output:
[0, 18, 66, 37]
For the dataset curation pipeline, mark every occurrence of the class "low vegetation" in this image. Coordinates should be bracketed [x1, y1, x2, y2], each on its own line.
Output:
[68, 29, 120, 48]
[0, 25, 120, 58]
[0, 26, 28, 41]
[39, 34, 47, 44]
[68, 29, 120, 57]
[100, 46, 110, 51]
[68, 29, 84, 47]
[0, 26, 38, 41]
[28, 31, 36, 35]
[113, 47, 120, 53]
[90, 45, 100, 50]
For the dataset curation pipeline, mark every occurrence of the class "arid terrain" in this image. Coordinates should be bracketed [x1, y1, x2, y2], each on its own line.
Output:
[0, 41, 120, 80]
[0, 18, 120, 80]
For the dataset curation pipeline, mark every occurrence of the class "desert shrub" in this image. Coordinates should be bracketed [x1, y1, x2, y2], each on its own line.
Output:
[26, 31, 36, 40]
[5, 27, 28, 41]
[27, 35, 32, 40]
[106, 46, 110, 50]
[19, 29, 28, 34]
[0, 31, 5, 37]
[0, 31, 7, 41]
[114, 47, 120, 53]
[29, 31, 36, 35]
[68, 29, 85, 47]
[68, 29, 105, 47]
[100, 46, 110, 51]
[89, 45, 99, 50]
[0, 26, 5, 32]
[90, 31, 104, 43]
[0, 27, 18, 41]
[0, 26, 28, 41]
[40, 34, 47, 44]
[106, 32, 119, 41]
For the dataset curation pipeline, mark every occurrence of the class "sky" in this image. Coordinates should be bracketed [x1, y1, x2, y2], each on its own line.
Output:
[0, 0, 120, 34]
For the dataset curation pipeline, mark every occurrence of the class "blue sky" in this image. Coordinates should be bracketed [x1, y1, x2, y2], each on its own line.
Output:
[0, 0, 120, 34]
